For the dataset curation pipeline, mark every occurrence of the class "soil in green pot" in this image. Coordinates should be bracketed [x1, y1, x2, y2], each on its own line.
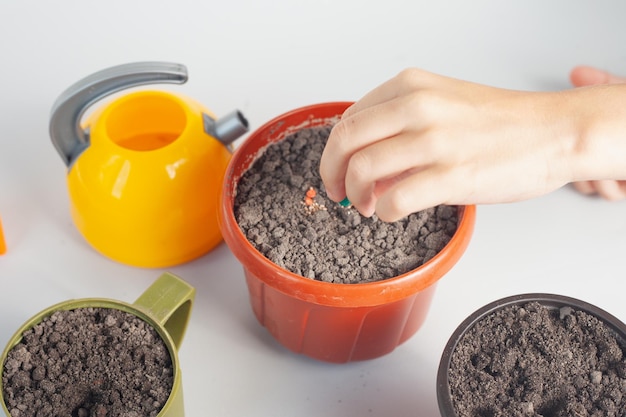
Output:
[234, 126, 459, 284]
[2, 308, 173, 417]
[448, 302, 626, 417]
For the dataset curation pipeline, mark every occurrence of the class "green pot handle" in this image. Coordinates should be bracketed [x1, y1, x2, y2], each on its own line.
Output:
[133, 272, 196, 350]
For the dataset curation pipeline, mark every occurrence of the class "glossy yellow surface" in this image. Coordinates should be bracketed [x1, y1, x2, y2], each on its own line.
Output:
[67, 91, 231, 267]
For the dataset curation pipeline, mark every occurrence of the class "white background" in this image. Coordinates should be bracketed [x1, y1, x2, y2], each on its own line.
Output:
[1, 1, 626, 416]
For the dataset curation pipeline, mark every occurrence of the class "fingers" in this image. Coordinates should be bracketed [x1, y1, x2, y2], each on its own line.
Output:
[571, 180, 595, 195]
[572, 180, 626, 201]
[321, 68, 465, 207]
[342, 132, 435, 216]
[594, 180, 626, 200]
[320, 96, 416, 203]
[570, 66, 626, 87]
[321, 72, 461, 207]
[374, 167, 455, 222]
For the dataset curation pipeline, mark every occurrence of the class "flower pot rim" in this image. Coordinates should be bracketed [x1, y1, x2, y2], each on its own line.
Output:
[219, 101, 476, 307]
[436, 292, 626, 417]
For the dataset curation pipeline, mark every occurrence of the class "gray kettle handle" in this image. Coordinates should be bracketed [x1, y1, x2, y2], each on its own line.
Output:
[49, 62, 188, 167]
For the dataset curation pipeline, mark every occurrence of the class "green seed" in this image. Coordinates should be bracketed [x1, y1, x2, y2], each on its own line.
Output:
[339, 197, 351, 207]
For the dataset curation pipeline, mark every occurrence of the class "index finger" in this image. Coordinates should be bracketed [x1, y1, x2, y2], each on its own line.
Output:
[319, 97, 413, 202]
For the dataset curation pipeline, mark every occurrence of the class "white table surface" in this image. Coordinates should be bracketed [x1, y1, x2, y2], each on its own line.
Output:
[1, 1, 626, 416]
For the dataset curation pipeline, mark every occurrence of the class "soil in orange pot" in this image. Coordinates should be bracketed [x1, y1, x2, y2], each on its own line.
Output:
[234, 126, 459, 284]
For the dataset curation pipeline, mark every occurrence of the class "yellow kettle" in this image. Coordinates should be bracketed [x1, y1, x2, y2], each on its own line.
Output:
[49, 62, 248, 268]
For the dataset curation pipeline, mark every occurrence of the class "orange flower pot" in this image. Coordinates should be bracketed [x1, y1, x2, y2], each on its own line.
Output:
[219, 102, 476, 363]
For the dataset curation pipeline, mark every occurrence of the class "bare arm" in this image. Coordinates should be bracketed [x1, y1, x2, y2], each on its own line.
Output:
[320, 68, 626, 221]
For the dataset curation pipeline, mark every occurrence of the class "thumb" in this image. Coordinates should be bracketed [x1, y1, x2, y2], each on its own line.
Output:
[570, 65, 626, 87]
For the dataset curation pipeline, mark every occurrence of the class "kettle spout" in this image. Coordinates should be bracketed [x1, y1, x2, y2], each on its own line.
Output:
[203, 110, 249, 145]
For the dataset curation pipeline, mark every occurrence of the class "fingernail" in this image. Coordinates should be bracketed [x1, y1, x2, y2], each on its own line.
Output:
[339, 197, 351, 207]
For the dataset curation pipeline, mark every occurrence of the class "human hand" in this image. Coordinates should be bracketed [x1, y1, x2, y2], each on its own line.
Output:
[569, 66, 626, 201]
[320, 68, 585, 222]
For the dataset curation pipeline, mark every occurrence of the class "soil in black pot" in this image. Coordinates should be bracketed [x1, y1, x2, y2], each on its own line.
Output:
[234, 126, 459, 284]
[2, 307, 173, 417]
[447, 301, 626, 417]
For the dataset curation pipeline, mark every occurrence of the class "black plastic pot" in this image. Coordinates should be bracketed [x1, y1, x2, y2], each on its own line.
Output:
[436, 293, 626, 417]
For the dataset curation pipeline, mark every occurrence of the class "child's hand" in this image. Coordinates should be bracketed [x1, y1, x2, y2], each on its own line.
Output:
[320, 68, 583, 221]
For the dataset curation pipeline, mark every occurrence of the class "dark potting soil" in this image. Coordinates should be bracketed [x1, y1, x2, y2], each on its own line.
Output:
[448, 301, 626, 417]
[234, 126, 459, 284]
[2, 307, 173, 417]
